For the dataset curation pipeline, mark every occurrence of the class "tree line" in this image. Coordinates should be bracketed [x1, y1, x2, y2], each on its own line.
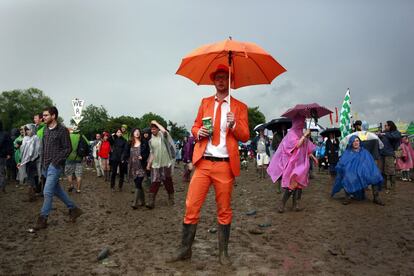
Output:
[0, 88, 267, 141]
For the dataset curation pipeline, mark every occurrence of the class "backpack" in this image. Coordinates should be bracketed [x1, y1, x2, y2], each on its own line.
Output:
[76, 136, 90, 158]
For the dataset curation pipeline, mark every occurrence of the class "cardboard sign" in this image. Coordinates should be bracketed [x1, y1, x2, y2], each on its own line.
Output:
[72, 98, 85, 125]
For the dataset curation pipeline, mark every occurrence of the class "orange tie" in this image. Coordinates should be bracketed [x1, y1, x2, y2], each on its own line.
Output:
[212, 100, 224, 146]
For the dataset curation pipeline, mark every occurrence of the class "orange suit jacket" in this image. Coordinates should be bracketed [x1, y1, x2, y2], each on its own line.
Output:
[191, 95, 249, 177]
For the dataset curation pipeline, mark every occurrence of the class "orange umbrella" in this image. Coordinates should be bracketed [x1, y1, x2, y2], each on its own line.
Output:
[176, 38, 286, 90]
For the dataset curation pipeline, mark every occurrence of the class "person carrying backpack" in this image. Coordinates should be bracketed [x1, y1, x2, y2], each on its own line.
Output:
[65, 128, 89, 193]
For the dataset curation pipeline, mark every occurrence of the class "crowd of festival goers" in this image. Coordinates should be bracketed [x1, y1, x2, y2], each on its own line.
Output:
[0, 66, 414, 265]
[1, 109, 412, 216]
[0, 106, 197, 230]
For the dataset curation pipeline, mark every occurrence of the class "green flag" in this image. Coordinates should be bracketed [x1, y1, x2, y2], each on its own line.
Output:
[340, 89, 352, 139]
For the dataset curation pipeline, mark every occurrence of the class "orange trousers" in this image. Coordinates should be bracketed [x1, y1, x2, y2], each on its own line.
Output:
[184, 159, 234, 225]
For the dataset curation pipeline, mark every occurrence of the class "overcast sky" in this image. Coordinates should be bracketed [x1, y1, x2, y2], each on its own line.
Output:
[1, 0, 413, 130]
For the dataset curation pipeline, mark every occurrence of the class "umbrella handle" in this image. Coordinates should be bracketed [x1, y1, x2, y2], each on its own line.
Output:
[228, 51, 232, 109]
[228, 64, 231, 108]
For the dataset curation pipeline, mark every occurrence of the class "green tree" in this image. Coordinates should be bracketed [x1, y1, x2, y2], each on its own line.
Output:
[248, 106, 266, 139]
[0, 88, 54, 130]
[106, 115, 141, 134]
[71, 105, 110, 139]
[168, 120, 188, 141]
[139, 112, 168, 130]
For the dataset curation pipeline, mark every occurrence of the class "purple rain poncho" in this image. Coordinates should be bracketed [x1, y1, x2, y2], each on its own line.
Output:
[267, 115, 316, 190]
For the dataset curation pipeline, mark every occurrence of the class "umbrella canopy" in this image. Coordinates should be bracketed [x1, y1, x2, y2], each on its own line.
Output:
[281, 103, 332, 119]
[176, 38, 286, 89]
[320, 127, 341, 138]
[253, 123, 266, 132]
[265, 117, 292, 132]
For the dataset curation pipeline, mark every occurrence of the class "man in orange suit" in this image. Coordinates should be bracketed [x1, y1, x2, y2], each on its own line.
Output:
[168, 65, 249, 265]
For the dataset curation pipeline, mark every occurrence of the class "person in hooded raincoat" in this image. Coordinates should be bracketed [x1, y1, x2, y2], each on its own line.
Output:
[396, 135, 414, 181]
[18, 124, 41, 201]
[331, 135, 385, 205]
[267, 115, 318, 213]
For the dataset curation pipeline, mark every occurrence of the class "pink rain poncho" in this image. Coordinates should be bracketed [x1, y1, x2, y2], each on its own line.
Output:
[396, 138, 414, 171]
[267, 115, 316, 190]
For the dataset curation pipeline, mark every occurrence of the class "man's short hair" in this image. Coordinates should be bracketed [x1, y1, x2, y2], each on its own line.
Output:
[150, 124, 159, 129]
[44, 106, 59, 118]
[353, 120, 362, 127]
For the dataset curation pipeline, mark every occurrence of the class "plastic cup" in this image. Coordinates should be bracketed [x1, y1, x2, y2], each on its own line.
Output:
[202, 117, 213, 135]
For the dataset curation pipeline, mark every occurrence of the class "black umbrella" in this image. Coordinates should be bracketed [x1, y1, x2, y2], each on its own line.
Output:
[320, 127, 341, 138]
[253, 123, 266, 132]
[265, 117, 292, 133]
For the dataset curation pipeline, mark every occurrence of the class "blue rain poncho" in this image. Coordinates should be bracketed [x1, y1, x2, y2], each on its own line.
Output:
[331, 135, 383, 200]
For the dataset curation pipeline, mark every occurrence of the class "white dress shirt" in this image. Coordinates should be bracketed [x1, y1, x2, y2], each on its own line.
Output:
[204, 94, 231, 158]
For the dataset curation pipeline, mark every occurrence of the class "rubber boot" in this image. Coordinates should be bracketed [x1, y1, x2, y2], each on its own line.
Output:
[292, 190, 297, 210]
[401, 171, 408, 181]
[372, 185, 385, 206]
[144, 177, 151, 189]
[168, 193, 175, 206]
[138, 188, 145, 206]
[293, 189, 303, 211]
[69, 207, 83, 222]
[218, 224, 231, 266]
[390, 175, 396, 191]
[276, 181, 282, 194]
[131, 189, 139, 209]
[166, 223, 197, 262]
[34, 177, 41, 194]
[34, 215, 48, 230]
[118, 178, 124, 191]
[383, 175, 390, 194]
[24, 186, 37, 202]
[104, 171, 109, 182]
[342, 192, 351, 205]
[278, 189, 292, 213]
[183, 168, 190, 182]
[146, 193, 155, 209]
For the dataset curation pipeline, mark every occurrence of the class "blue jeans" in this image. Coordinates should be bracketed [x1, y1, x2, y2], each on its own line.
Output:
[40, 164, 76, 217]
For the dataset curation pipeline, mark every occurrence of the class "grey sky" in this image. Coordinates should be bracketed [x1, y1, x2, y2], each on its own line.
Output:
[1, 0, 413, 130]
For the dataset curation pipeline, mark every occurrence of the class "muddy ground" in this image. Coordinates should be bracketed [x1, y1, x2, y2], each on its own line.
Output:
[0, 163, 413, 275]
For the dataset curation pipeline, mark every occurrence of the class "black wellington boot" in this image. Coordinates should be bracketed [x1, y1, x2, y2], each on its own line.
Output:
[166, 223, 197, 262]
[145, 193, 155, 209]
[131, 189, 139, 209]
[293, 189, 303, 211]
[372, 185, 385, 206]
[390, 175, 396, 191]
[278, 189, 292, 213]
[138, 188, 145, 206]
[218, 224, 232, 265]
[383, 175, 390, 193]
